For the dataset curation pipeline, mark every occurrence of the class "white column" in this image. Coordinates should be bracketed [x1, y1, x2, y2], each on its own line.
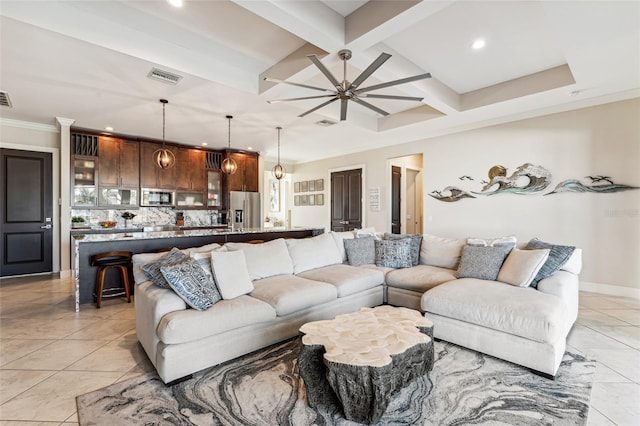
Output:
[56, 117, 75, 278]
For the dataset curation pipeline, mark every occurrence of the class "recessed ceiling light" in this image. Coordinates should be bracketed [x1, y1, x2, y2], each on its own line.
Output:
[201, 142, 208, 146]
[104, 126, 114, 131]
[247, 146, 253, 150]
[167, 0, 183, 7]
[472, 39, 486, 50]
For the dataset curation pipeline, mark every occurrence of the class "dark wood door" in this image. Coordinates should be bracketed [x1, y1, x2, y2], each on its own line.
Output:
[174, 147, 192, 191]
[331, 169, 362, 231]
[189, 149, 206, 192]
[119, 140, 139, 188]
[98, 137, 119, 187]
[391, 166, 401, 234]
[0, 149, 53, 276]
[224, 152, 259, 192]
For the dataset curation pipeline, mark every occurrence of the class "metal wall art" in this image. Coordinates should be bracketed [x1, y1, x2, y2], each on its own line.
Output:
[430, 163, 638, 202]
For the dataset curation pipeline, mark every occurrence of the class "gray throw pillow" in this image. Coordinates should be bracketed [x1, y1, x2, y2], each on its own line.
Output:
[384, 233, 422, 266]
[525, 238, 576, 288]
[456, 245, 513, 280]
[344, 237, 375, 266]
[141, 247, 186, 288]
[375, 238, 413, 268]
[160, 258, 222, 311]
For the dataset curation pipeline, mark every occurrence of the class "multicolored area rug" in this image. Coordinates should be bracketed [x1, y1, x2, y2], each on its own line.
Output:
[77, 337, 595, 425]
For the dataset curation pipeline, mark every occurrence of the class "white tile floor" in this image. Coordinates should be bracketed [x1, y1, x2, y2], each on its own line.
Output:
[0, 275, 638, 425]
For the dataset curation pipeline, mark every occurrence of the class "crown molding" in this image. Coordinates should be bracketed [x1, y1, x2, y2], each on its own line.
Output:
[0, 117, 59, 133]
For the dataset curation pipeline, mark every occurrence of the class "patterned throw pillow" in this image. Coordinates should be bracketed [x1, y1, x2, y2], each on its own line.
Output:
[160, 258, 222, 311]
[375, 238, 413, 268]
[384, 233, 422, 266]
[525, 238, 576, 288]
[344, 237, 376, 266]
[456, 245, 513, 280]
[141, 247, 187, 288]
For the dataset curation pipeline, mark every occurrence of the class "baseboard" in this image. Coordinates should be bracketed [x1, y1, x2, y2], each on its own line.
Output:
[60, 269, 72, 279]
[580, 280, 640, 300]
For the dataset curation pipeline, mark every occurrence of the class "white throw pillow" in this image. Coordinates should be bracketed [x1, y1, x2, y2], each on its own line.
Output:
[226, 238, 294, 280]
[355, 227, 377, 238]
[210, 250, 254, 299]
[420, 234, 467, 269]
[285, 233, 343, 274]
[497, 248, 550, 287]
[191, 246, 228, 281]
[187, 242, 223, 254]
[329, 230, 355, 262]
[467, 235, 517, 248]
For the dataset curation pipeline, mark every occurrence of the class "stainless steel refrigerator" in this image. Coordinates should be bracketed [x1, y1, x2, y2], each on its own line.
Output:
[229, 191, 261, 229]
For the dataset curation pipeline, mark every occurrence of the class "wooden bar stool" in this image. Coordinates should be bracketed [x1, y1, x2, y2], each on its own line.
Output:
[90, 251, 132, 308]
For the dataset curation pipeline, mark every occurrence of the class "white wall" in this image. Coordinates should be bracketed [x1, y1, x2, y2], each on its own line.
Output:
[292, 98, 640, 295]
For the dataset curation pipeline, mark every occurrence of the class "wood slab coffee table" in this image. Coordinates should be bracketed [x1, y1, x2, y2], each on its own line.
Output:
[298, 306, 434, 424]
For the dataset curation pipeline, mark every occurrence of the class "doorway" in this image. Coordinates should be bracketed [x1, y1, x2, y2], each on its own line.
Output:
[0, 149, 53, 276]
[389, 155, 423, 236]
[330, 168, 362, 231]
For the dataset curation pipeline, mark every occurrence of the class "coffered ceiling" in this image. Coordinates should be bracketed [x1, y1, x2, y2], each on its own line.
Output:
[1, 1, 638, 163]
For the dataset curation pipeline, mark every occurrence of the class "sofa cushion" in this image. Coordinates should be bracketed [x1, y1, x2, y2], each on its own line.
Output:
[386, 265, 457, 292]
[497, 248, 550, 287]
[157, 295, 276, 344]
[251, 275, 338, 316]
[140, 247, 187, 288]
[226, 238, 294, 280]
[285, 233, 342, 274]
[330, 230, 355, 262]
[456, 245, 512, 280]
[384, 233, 422, 266]
[344, 237, 375, 266]
[210, 250, 254, 299]
[525, 238, 576, 288]
[422, 278, 570, 343]
[297, 264, 384, 297]
[160, 258, 222, 311]
[375, 238, 413, 268]
[560, 248, 582, 274]
[420, 234, 466, 269]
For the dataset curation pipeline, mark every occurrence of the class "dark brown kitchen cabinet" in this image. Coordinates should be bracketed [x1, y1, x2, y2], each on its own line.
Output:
[98, 137, 139, 188]
[225, 152, 259, 192]
[139, 141, 175, 189]
[175, 148, 206, 192]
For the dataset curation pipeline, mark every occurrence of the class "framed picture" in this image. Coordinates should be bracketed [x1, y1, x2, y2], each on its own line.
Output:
[294, 195, 300, 206]
[315, 179, 324, 191]
[294, 182, 300, 193]
[300, 195, 309, 206]
[316, 194, 324, 205]
[301, 181, 309, 192]
[309, 180, 315, 191]
[309, 194, 315, 205]
[269, 179, 280, 212]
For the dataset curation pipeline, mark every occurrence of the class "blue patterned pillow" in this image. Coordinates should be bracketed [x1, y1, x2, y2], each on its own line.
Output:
[141, 247, 186, 288]
[160, 258, 222, 311]
[525, 238, 576, 288]
[384, 233, 422, 266]
[375, 238, 413, 268]
[344, 237, 376, 266]
[456, 245, 512, 280]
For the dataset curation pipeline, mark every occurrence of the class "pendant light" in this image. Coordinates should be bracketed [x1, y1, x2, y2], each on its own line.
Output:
[153, 99, 176, 169]
[221, 115, 238, 175]
[272, 126, 286, 180]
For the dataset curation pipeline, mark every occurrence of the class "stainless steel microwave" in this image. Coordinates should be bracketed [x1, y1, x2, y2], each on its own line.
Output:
[141, 188, 175, 207]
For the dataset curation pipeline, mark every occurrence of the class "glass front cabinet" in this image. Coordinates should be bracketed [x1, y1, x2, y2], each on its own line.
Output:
[207, 170, 221, 208]
[72, 157, 97, 206]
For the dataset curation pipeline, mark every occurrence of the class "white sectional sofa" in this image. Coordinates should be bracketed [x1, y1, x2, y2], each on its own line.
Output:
[133, 231, 581, 383]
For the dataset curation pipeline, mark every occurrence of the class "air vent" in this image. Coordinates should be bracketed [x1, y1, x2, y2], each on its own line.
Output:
[0, 91, 12, 108]
[147, 68, 183, 85]
[315, 119, 336, 127]
[206, 151, 222, 169]
[71, 133, 99, 156]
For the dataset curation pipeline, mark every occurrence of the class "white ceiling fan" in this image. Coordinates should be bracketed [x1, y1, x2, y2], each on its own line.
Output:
[265, 49, 431, 121]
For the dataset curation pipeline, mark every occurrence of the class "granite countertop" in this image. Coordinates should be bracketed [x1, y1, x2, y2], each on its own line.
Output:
[70, 224, 228, 235]
[72, 227, 318, 243]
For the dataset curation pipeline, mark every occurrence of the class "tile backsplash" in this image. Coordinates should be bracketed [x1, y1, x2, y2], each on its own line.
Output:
[71, 207, 221, 227]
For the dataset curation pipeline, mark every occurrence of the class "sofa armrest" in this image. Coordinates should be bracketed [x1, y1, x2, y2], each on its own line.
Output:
[135, 281, 187, 366]
[537, 271, 579, 324]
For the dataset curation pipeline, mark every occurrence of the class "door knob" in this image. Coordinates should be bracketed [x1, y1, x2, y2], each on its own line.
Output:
[40, 224, 52, 229]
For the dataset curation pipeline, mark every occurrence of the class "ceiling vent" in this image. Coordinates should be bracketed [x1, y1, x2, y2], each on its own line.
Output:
[147, 68, 183, 85]
[315, 119, 336, 127]
[0, 91, 12, 108]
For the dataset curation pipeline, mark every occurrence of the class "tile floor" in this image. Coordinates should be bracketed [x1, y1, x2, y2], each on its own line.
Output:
[0, 274, 638, 425]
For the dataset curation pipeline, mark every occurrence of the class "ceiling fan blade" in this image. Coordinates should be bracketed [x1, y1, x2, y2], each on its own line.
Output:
[263, 77, 334, 93]
[349, 52, 392, 90]
[298, 96, 340, 118]
[359, 94, 424, 101]
[307, 54, 342, 90]
[340, 98, 348, 121]
[355, 73, 431, 94]
[351, 97, 390, 116]
[267, 94, 337, 104]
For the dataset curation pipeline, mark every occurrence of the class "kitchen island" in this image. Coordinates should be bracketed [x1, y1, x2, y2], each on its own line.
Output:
[72, 227, 323, 311]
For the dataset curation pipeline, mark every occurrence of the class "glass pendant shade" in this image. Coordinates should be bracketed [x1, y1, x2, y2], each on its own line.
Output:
[154, 99, 175, 169]
[271, 126, 286, 180]
[222, 115, 238, 175]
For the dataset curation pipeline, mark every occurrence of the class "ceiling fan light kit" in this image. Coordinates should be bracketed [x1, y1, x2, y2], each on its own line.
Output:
[153, 99, 176, 170]
[221, 115, 238, 175]
[265, 49, 431, 121]
[272, 126, 286, 180]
